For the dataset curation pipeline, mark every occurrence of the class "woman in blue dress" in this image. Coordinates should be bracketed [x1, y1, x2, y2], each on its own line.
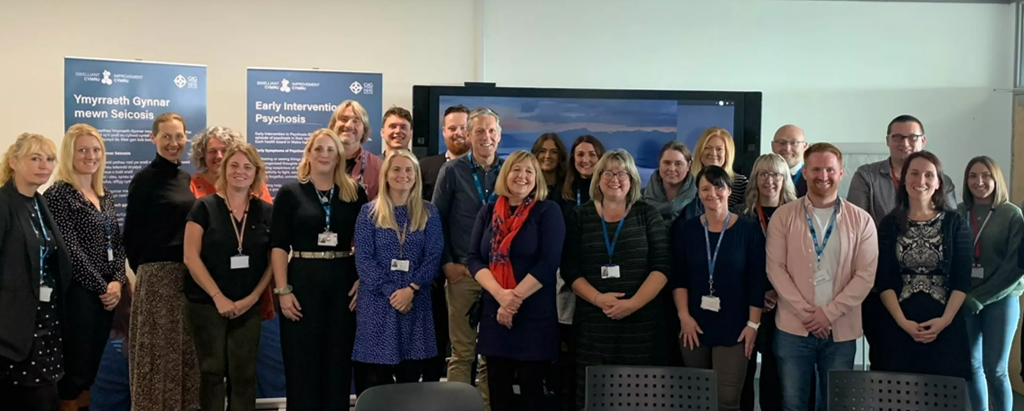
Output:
[352, 149, 444, 393]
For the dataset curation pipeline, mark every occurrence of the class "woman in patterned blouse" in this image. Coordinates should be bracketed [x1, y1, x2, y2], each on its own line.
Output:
[44, 124, 128, 411]
[876, 150, 972, 379]
[352, 149, 443, 393]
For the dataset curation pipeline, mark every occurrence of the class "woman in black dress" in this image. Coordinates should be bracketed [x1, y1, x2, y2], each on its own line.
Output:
[44, 124, 127, 410]
[0, 133, 71, 411]
[561, 149, 670, 410]
[876, 150, 972, 379]
[271, 128, 367, 411]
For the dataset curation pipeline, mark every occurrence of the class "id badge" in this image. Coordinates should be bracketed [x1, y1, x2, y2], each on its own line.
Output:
[601, 265, 620, 279]
[972, 264, 985, 279]
[39, 286, 53, 303]
[318, 231, 338, 247]
[107, 247, 114, 262]
[231, 255, 250, 270]
[813, 269, 831, 286]
[391, 259, 410, 272]
[700, 295, 721, 312]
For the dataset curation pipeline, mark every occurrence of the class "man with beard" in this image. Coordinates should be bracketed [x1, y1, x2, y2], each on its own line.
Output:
[845, 115, 956, 371]
[771, 124, 809, 197]
[330, 100, 384, 201]
[766, 143, 878, 411]
[418, 104, 471, 385]
[432, 107, 503, 410]
[381, 106, 413, 159]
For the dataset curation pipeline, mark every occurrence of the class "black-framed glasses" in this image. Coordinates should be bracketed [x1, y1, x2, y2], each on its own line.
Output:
[888, 134, 924, 143]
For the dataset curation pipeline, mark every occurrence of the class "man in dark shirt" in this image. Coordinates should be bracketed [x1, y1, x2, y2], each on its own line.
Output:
[433, 107, 505, 409]
[421, 105, 471, 201]
[771, 124, 809, 197]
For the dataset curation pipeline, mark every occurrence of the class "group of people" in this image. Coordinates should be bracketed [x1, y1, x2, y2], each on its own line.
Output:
[0, 100, 1020, 411]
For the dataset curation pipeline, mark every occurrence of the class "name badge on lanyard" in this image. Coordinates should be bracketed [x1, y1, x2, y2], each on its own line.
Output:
[701, 213, 730, 312]
[228, 198, 251, 270]
[317, 186, 339, 247]
[33, 199, 53, 302]
[600, 204, 628, 279]
[391, 221, 410, 272]
[971, 208, 993, 279]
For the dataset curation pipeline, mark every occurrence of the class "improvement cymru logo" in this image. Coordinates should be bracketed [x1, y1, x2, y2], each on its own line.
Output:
[101, 70, 113, 85]
[280, 79, 291, 93]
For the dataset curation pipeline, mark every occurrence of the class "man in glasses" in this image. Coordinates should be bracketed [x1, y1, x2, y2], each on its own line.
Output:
[845, 114, 956, 373]
[771, 124, 809, 197]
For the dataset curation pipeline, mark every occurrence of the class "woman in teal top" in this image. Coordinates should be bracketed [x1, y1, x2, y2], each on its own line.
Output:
[957, 156, 1024, 411]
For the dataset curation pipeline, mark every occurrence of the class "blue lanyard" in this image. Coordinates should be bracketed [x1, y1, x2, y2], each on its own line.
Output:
[318, 186, 335, 232]
[576, 189, 581, 206]
[600, 204, 628, 263]
[793, 168, 803, 185]
[703, 212, 731, 281]
[33, 199, 51, 283]
[805, 200, 841, 263]
[469, 154, 500, 204]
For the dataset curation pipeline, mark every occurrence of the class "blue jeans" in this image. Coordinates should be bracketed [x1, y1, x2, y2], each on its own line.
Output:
[774, 330, 856, 411]
[965, 296, 1020, 411]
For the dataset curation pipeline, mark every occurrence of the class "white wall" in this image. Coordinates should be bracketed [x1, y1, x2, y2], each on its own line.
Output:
[481, 0, 1016, 185]
[0, 0, 479, 146]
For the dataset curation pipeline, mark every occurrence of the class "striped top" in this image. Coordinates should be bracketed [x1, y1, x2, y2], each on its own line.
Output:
[728, 174, 748, 210]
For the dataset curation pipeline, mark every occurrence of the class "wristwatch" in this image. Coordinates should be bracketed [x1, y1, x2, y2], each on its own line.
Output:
[746, 321, 761, 331]
[273, 285, 293, 295]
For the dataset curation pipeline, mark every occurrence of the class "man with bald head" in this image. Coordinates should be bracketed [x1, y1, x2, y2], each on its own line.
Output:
[771, 125, 809, 197]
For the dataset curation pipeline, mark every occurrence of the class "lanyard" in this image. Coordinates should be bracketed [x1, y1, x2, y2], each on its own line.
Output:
[703, 212, 731, 288]
[33, 199, 51, 283]
[317, 186, 335, 232]
[600, 203, 629, 263]
[756, 204, 768, 234]
[889, 159, 900, 189]
[102, 210, 113, 253]
[226, 196, 250, 255]
[576, 189, 581, 206]
[805, 200, 841, 264]
[970, 208, 993, 259]
[470, 154, 500, 204]
[396, 219, 410, 259]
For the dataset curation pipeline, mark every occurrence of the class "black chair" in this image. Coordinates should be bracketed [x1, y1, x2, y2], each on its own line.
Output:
[354, 381, 484, 411]
[583, 365, 717, 410]
[828, 370, 967, 411]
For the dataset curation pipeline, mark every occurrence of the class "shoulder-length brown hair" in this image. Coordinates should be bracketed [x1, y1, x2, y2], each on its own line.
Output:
[215, 144, 267, 197]
[562, 134, 606, 201]
[961, 156, 1008, 208]
[894, 150, 948, 231]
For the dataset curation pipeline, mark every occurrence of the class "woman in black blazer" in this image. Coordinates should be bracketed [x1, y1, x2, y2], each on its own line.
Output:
[0, 133, 73, 411]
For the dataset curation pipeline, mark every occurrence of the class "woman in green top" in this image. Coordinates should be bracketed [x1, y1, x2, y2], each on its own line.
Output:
[957, 156, 1024, 411]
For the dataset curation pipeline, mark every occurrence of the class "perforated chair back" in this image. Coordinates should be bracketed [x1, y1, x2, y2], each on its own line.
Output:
[828, 370, 967, 411]
[584, 365, 717, 410]
[353, 381, 484, 411]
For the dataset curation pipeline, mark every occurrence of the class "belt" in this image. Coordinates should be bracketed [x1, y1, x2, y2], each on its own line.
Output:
[293, 251, 353, 260]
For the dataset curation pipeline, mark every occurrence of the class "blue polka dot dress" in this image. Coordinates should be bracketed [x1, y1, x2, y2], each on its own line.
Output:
[352, 202, 444, 365]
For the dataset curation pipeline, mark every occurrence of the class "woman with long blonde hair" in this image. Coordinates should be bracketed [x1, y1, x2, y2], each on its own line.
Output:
[270, 128, 366, 410]
[44, 124, 128, 410]
[351, 149, 443, 393]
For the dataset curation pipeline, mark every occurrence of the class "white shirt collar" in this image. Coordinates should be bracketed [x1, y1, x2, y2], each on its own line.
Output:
[790, 162, 804, 176]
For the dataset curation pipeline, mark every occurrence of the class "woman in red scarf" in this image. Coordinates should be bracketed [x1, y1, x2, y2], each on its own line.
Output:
[467, 150, 566, 411]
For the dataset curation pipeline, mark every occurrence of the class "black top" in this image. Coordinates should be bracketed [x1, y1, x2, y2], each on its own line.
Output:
[468, 200, 566, 361]
[419, 153, 448, 202]
[123, 155, 194, 271]
[670, 215, 766, 346]
[877, 211, 973, 295]
[44, 181, 128, 294]
[271, 180, 368, 253]
[186, 195, 273, 304]
[560, 176, 593, 218]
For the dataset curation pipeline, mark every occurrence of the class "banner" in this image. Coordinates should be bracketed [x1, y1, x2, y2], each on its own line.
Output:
[247, 67, 383, 197]
[64, 57, 207, 221]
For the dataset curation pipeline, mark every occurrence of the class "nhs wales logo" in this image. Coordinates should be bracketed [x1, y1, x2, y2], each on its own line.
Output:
[174, 75, 200, 89]
[349, 81, 374, 95]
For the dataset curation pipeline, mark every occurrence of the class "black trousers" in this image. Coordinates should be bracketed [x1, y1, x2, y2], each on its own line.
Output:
[549, 323, 575, 411]
[487, 356, 547, 411]
[0, 383, 59, 411]
[862, 291, 884, 367]
[422, 275, 449, 382]
[58, 282, 115, 401]
[353, 360, 428, 394]
[279, 259, 357, 411]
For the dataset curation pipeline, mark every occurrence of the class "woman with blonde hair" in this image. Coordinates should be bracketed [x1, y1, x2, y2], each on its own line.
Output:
[270, 128, 367, 410]
[467, 150, 565, 411]
[560, 149, 670, 410]
[44, 124, 128, 411]
[692, 127, 747, 208]
[0, 133, 71, 411]
[352, 149, 443, 393]
[956, 156, 1024, 411]
[123, 112, 200, 411]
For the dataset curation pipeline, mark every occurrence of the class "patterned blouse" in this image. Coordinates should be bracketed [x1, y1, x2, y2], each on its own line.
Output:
[43, 181, 127, 294]
[896, 213, 946, 303]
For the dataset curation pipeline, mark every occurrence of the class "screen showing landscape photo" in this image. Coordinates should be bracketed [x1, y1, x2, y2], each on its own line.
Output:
[438, 95, 735, 186]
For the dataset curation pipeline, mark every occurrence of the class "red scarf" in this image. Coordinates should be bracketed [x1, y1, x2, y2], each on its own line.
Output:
[489, 196, 536, 289]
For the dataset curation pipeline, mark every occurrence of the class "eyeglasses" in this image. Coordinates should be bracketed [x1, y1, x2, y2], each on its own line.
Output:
[888, 134, 924, 143]
[601, 171, 630, 181]
[756, 171, 785, 181]
[772, 140, 806, 148]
